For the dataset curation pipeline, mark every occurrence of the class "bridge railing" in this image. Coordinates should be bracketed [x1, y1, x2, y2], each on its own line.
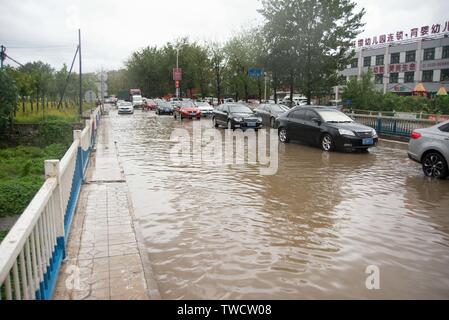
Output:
[349, 114, 440, 138]
[0, 108, 101, 300]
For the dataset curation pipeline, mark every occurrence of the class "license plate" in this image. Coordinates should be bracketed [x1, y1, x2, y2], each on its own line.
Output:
[190, 113, 196, 116]
[165, 109, 170, 112]
[247, 123, 255, 127]
[363, 138, 374, 145]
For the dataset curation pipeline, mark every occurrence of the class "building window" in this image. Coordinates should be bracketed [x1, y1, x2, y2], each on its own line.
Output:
[442, 46, 449, 59]
[404, 72, 415, 83]
[374, 74, 383, 84]
[389, 73, 399, 84]
[423, 48, 435, 61]
[376, 55, 384, 66]
[339, 75, 347, 84]
[363, 57, 371, 67]
[422, 70, 434, 82]
[350, 59, 358, 68]
[390, 53, 400, 64]
[441, 69, 449, 82]
[406, 50, 416, 62]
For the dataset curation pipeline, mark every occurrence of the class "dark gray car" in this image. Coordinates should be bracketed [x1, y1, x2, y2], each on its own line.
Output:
[254, 104, 289, 128]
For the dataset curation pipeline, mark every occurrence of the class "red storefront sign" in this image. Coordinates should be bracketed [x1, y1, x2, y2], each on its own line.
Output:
[372, 63, 415, 74]
[173, 68, 182, 81]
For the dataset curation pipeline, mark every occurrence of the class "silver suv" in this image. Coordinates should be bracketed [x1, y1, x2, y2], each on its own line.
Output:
[408, 120, 449, 179]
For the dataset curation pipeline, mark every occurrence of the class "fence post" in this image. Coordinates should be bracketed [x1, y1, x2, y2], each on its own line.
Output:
[73, 130, 84, 180]
[44, 160, 65, 254]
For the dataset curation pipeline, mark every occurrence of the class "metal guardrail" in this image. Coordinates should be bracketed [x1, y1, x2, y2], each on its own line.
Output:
[349, 114, 440, 137]
[0, 108, 101, 300]
[348, 109, 449, 122]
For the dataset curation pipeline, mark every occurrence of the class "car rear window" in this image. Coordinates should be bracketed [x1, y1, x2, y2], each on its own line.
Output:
[438, 123, 449, 133]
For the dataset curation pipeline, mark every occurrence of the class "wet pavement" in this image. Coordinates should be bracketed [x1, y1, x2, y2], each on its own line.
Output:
[54, 116, 160, 300]
[109, 107, 449, 300]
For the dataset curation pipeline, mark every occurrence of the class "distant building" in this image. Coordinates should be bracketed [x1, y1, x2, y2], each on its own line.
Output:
[339, 33, 449, 95]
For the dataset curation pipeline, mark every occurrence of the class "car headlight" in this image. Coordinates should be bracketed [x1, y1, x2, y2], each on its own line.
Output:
[257, 117, 263, 122]
[338, 129, 355, 136]
[372, 129, 378, 137]
[233, 117, 243, 122]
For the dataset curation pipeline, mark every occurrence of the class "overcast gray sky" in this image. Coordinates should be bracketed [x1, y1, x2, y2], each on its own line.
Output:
[1, 0, 448, 73]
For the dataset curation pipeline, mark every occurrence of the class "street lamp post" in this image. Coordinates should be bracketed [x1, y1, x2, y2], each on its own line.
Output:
[176, 48, 180, 99]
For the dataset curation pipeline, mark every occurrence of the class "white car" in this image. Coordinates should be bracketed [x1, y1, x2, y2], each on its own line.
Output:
[195, 101, 215, 117]
[132, 95, 144, 108]
[118, 102, 134, 114]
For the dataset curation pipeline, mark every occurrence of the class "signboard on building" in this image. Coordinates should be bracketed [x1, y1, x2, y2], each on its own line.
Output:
[352, 20, 449, 48]
[421, 59, 449, 70]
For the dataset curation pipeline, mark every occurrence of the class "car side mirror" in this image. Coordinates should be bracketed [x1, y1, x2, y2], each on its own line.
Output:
[312, 118, 322, 126]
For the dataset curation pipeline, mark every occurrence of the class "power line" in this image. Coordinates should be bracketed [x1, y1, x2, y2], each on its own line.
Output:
[4, 54, 25, 68]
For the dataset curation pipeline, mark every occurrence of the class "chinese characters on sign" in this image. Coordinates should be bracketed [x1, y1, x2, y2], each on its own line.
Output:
[352, 20, 449, 48]
[372, 63, 416, 74]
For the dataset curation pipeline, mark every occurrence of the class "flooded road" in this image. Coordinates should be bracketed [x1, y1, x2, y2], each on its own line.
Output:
[109, 109, 449, 299]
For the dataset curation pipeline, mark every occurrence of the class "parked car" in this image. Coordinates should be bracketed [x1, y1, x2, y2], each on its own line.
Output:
[212, 103, 262, 130]
[408, 121, 449, 179]
[143, 99, 157, 111]
[173, 100, 201, 120]
[276, 106, 378, 152]
[254, 104, 289, 128]
[118, 102, 134, 115]
[195, 101, 215, 117]
[156, 101, 174, 115]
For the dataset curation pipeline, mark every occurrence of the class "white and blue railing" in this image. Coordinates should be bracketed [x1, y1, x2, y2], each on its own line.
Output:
[0, 108, 101, 300]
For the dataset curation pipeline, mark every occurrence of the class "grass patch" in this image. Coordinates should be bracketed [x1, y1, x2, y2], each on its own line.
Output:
[0, 144, 68, 218]
[0, 229, 8, 243]
[14, 102, 96, 124]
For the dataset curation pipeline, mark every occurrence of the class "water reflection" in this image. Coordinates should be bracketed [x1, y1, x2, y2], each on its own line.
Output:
[110, 110, 449, 299]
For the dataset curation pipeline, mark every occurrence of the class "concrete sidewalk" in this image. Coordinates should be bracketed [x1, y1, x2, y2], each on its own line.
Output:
[53, 113, 160, 300]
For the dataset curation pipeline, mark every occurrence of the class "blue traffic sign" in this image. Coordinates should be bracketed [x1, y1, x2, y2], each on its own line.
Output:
[248, 68, 264, 78]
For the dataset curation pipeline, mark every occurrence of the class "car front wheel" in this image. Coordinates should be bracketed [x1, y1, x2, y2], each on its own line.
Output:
[279, 127, 289, 143]
[422, 152, 448, 179]
[321, 134, 334, 152]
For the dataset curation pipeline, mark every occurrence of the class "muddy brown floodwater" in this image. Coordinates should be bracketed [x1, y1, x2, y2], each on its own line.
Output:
[109, 109, 449, 300]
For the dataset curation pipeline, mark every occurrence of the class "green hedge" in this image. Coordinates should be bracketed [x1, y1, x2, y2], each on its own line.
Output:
[0, 177, 42, 218]
[0, 143, 68, 218]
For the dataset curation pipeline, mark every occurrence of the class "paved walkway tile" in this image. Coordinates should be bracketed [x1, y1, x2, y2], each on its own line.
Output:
[54, 115, 160, 300]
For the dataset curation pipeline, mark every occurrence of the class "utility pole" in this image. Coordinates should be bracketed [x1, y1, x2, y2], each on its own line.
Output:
[264, 72, 268, 102]
[79, 29, 83, 117]
[176, 48, 180, 99]
[0, 45, 6, 70]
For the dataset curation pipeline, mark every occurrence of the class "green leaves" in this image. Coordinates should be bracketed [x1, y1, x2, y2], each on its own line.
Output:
[261, 0, 365, 102]
[0, 69, 19, 131]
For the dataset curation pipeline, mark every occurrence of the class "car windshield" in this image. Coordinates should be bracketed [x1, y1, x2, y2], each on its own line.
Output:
[229, 105, 252, 113]
[160, 102, 171, 107]
[317, 110, 354, 123]
[181, 101, 195, 107]
[196, 102, 210, 107]
[133, 96, 142, 101]
[269, 105, 287, 112]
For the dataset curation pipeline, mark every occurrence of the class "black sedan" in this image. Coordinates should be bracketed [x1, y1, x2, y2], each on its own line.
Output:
[254, 104, 289, 128]
[213, 103, 262, 130]
[276, 106, 378, 152]
[156, 101, 174, 115]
